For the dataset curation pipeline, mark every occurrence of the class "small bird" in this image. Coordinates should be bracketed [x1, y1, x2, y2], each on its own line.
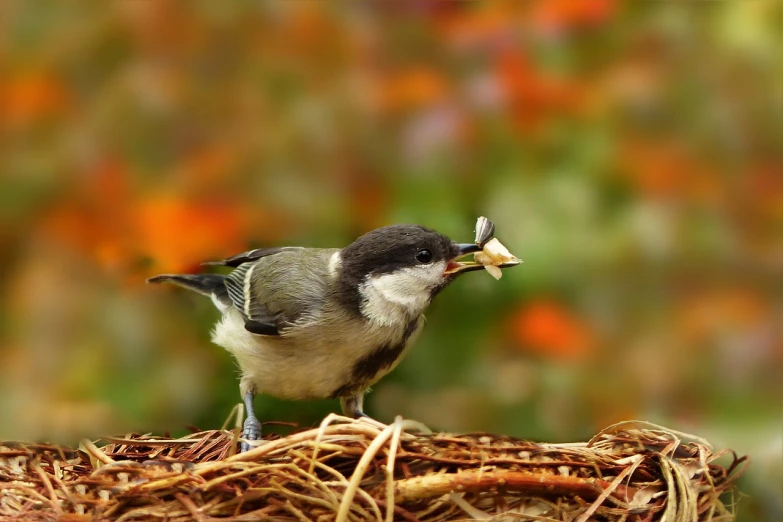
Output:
[148, 223, 517, 451]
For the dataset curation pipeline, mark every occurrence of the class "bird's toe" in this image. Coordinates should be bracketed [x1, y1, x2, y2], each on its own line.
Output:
[240, 417, 263, 452]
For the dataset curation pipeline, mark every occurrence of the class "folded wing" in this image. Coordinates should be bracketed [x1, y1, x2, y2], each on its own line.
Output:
[221, 248, 336, 336]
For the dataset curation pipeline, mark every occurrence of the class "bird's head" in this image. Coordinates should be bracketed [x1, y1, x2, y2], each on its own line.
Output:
[336, 224, 511, 325]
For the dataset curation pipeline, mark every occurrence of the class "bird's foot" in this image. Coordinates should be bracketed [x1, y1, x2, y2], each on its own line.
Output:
[240, 416, 262, 452]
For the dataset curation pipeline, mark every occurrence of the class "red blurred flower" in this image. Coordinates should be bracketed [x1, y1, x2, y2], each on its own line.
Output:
[509, 300, 594, 360]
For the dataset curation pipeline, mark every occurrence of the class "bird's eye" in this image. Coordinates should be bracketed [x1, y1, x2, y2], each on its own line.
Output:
[415, 249, 433, 264]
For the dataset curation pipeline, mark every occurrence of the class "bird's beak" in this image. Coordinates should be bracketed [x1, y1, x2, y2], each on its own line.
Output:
[444, 243, 519, 275]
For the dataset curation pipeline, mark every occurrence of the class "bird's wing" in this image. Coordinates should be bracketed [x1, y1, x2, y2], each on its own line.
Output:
[224, 262, 283, 335]
[223, 248, 336, 336]
[202, 246, 305, 268]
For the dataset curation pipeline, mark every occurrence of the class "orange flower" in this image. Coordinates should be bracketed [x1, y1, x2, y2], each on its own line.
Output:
[509, 300, 594, 360]
[495, 50, 584, 131]
[435, 1, 521, 47]
[135, 196, 249, 273]
[617, 140, 723, 203]
[37, 158, 260, 276]
[379, 67, 450, 112]
[1, 72, 70, 128]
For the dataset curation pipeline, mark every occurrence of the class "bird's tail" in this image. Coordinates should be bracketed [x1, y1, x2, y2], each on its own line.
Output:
[147, 273, 228, 300]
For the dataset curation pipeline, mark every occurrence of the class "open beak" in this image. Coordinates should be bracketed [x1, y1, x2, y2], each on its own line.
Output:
[444, 243, 519, 275]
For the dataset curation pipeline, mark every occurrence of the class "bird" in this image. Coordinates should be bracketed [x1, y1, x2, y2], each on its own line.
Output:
[147, 223, 517, 451]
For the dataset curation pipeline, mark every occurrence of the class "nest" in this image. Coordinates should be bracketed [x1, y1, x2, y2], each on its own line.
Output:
[0, 412, 747, 521]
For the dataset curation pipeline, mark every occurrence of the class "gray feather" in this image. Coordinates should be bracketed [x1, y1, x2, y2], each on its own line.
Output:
[224, 264, 279, 334]
[203, 246, 305, 267]
[147, 274, 226, 298]
[223, 248, 340, 335]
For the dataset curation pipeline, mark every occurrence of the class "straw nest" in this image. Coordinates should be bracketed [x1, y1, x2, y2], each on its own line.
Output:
[0, 411, 747, 521]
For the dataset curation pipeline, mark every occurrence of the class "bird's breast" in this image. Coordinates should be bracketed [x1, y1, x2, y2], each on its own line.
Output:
[329, 316, 423, 398]
[211, 308, 423, 400]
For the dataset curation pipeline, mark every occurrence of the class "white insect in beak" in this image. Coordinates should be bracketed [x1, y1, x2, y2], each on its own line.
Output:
[474, 238, 519, 279]
[443, 220, 520, 279]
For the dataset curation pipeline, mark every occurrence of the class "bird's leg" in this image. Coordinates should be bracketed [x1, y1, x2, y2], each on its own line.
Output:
[241, 390, 262, 452]
[340, 393, 368, 419]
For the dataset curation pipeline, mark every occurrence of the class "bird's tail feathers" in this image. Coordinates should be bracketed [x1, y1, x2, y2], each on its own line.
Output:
[147, 273, 227, 298]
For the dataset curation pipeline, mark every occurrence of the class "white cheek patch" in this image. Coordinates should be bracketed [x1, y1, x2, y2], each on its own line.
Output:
[359, 261, 446, 327]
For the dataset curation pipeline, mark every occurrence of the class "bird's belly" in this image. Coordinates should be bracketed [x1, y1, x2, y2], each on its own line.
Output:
[211, 310, 420, 400]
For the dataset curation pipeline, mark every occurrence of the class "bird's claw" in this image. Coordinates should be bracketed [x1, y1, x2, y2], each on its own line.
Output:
[240, 416, 262, 452]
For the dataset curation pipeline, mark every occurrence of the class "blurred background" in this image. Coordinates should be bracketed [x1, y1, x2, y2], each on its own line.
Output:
[0, 1, 779, 519]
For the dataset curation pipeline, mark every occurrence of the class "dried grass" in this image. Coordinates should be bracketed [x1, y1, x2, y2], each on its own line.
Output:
[0, 410, 747, 521]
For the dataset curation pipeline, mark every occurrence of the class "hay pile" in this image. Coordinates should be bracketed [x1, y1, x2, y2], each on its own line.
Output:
[0, 413, 747, 521]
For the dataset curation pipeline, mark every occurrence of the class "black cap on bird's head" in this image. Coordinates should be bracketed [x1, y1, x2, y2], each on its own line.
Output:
[336, 224, 483, 295]
[340, 225, 456, 275]
[339, 224, 485, 277]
